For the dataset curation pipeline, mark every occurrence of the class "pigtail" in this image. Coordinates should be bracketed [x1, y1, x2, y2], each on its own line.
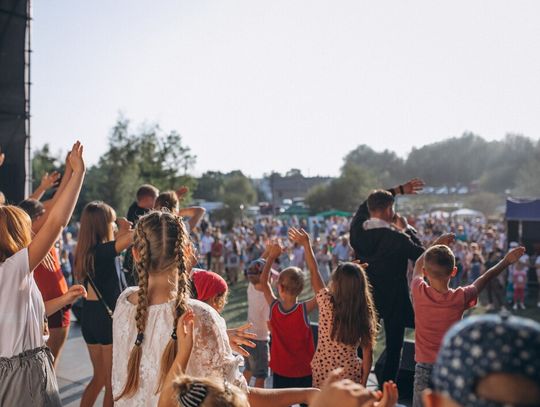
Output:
[115, 222, 150, 400]
[157, 215, 189, 392]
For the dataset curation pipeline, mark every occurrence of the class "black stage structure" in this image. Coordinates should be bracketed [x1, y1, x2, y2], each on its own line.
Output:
[0, 0, 31, 203]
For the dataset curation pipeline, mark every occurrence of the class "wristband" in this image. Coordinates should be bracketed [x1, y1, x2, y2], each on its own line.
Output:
[399, 185, 404, 195]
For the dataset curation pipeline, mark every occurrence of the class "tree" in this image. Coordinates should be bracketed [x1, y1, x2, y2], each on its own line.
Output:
[78, 117, 197, 215]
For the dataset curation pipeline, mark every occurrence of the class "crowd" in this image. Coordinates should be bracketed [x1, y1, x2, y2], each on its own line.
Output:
[0, 142, 539, 407]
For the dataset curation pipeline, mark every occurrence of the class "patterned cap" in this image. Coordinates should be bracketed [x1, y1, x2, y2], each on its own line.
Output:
[433, 313, 540, 407]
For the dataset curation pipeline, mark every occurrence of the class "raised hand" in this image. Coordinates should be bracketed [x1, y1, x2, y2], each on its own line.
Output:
[116, 217, 132, 233]
[67, 141, 85, 173]
[176, 309, 195, 362]
[227, 322, 256, 357]
[0, 148, 5, 167]
[40, 171, 61, 191]
[176, 186, 189, 201]
[268, 241, 282, 259]
[64, 285, 87, 304]
[504, 246, 526, 265]
[288, 227, 310, 247]
[41, 251, 57, 272]
[434, 233, 455, 246]
[401, 178, 425, 195]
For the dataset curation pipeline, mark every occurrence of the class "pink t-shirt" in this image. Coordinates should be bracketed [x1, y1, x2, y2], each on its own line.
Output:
[411, 277, 478, 363]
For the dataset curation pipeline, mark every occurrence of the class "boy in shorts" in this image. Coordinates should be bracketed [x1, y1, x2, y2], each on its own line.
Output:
[243, 258, 271, 387]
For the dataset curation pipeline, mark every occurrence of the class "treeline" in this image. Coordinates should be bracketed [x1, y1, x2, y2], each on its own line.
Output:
[306, 133, 540, 213]
[32, 119, 540, 218]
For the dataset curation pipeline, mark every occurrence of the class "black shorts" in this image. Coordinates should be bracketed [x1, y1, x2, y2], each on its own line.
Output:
[81, 300, 113, 345]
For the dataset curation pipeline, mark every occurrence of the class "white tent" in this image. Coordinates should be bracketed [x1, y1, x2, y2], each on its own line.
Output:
[451, 208, 485, 219]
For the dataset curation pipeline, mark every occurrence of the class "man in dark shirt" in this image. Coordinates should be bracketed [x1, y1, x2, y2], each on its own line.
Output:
[350, 179, 425, 384]
[124, 184, 159, 285]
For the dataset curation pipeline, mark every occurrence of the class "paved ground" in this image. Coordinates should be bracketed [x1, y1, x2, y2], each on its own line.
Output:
[56, 323, 104, 407]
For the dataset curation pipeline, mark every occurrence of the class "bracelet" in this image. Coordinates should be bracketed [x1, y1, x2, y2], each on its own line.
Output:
[399, 185, 404, 195]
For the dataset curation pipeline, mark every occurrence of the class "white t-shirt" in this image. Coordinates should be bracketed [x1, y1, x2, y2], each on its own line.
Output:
[0, 248, 46, 358]
[200, 235, 214, 255]
[247, 283, 270, 341]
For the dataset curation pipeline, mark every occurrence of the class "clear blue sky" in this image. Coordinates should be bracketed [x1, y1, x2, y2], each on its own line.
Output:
[31, 0, 540, 177]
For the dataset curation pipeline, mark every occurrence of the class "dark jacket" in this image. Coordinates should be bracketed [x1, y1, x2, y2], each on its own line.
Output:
[349, 197, 424, 320]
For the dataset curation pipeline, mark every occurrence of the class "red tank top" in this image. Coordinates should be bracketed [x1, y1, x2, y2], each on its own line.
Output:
[269, 300, 314, 377]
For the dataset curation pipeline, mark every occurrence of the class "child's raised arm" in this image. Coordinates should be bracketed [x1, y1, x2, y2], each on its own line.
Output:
[260, 242, 280, 305]
[288, 228, 325, 293]
[28, 142, 85, 271]
[473, 246, 525, 293]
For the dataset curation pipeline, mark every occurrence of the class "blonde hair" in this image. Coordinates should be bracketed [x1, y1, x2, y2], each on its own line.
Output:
[0, 205, 32, 262]
[73, 201, 116, 281]
[116, 210, 190, 400]
[173, 375, 249, 407]
[154, 191, 179, 212]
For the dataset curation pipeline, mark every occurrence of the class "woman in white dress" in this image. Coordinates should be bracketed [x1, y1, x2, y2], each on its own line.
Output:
[112, 211, 318, 407]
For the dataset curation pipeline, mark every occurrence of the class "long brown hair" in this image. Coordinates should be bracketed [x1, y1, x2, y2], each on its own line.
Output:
[330, 262, 378, 348]
[73, 201, 116, 281]
[116, 210, 190, 400]
[0, 205, 32, 262]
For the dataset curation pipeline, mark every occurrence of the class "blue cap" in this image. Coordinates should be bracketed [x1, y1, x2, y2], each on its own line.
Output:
[247, 258, 266, 276]
[433, 313, 540, 407]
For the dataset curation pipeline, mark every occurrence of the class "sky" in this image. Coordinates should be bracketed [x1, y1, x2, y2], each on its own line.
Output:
[31, 0, 540, 177]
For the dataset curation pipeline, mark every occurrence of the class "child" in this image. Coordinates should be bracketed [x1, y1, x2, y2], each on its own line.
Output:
[512, 261, 527, 310]
[112, 211, 317, 407]
[244, 258, 272, 388]
[192, 270, 229, 313]
[411, 235, 525, 407]
[0, 141, 87, 406]
[74, 201, 134, 407]
[423, 314, 540, 407]
[289, 229, 378, 388]
[260, 233, 319, 391]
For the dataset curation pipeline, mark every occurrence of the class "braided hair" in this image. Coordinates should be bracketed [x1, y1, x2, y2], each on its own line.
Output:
[116, 211, 190, 400]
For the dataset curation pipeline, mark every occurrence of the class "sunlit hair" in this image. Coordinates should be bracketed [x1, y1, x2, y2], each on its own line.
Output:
[173, 375, 249, 407]
[0, 205, 32, 262]
[424, 245, 455, 279]
[115, 210, 190, 400]
[330, 262, 378, 347]
[154, 191, 179, 212]
[278, 267, 304, 296]
[210, 290, 229, 314]
[73, 201, 116, 281]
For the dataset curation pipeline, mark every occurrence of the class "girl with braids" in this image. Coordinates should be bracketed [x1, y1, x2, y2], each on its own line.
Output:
[112, 210, 247, 406]
[74, 201, 134, 407]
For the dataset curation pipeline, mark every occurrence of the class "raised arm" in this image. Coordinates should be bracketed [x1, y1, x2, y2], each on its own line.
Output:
[114, 217, 134, 253]
[288, 228, 325, 293]
[473, 246, 525, 293]
[28, 142, 85, 271]
[28, 171, 61, 201]
[177, 206, 206, 230]
[260, 243, 280, 305]
[42, 153, 74, 211]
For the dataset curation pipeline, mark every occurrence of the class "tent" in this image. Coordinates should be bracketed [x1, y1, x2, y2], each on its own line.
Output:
[316, 210, 352, 218]
[505, 198, 540, 251]
[506, 198, 540, 221]
[451, 208, 485, 219]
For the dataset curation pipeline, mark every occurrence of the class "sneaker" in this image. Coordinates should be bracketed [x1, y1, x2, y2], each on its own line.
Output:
[520, 303, 526, 310]
[513, 303, 518, 310]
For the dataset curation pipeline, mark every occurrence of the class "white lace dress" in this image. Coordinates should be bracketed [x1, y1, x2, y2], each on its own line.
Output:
[112, 287, 247, 407]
